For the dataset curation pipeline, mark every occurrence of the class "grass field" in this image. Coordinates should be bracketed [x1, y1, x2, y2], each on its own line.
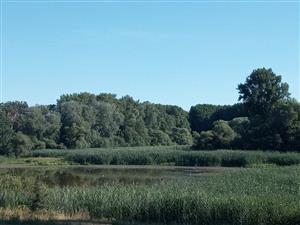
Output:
[0, 146, 300, 225]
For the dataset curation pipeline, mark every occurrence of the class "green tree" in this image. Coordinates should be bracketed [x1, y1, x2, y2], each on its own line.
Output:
[229, 117, 250, 135]
[43, 108, 61, 148]
[20, 107, 47, 140]
[119, 96, 149, 146]
[238, 68, 290, 117]
[143, 103, 160, 130]
[96, 93, 118, 105]
[237, 68, 293, 150]
[58, 92, 97, 106]
[148, 129, 173, 146]
[171, 127, 193, 145]
[59, 101, 90, 148]
[212, 120, 236, 148]
[189, 104, 245, 133]
[227, 117, 250, 148]
[246, 99, 300, 150]
[195, 130, 215, 150]
[0, 109, 14, 155]
[164, 105, 190, 130]
[189, 104, 224, 132]
[19, 106, 62, 149]
[1, 101, 28, 131]
[94, 102, 124, 138]
[194, 120, 236, 149]
[11, 132, 34, 157]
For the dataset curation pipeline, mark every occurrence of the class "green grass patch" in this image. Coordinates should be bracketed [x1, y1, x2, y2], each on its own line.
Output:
[32, 147, 300, 167]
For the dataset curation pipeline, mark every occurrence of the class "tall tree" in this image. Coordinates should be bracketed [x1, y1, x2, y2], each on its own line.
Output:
[1, 101, 28, 131]
[119, 96, 149, 146]
[94, 102, 124, 138]
[238, 68, 290, 117]
[59, 101, 90, 148]
[237, 68, 292, 150]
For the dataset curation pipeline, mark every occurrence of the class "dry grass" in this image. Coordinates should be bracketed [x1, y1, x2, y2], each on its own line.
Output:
[0, 207, 90, 221]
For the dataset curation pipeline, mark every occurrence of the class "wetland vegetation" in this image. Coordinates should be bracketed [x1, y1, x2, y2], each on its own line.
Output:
[0, 161, 299, 225]
[32, 147, 300, 167]
[0, 146, 299, 225]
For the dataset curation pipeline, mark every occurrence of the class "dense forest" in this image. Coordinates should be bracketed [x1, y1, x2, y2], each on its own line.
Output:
[1, 68, 300, 156]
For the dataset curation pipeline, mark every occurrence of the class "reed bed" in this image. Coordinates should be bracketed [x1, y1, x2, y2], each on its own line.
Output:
[32, 147, 300, 167]
[0, 166, 299, 225]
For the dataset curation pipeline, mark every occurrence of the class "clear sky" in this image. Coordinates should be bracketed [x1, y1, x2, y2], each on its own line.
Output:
[1, 0, 299, 110]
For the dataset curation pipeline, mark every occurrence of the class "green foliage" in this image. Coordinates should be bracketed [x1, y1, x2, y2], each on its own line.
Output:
[171, 127, 193, 145]
[143, 103, 160, 130]
[18, 106, 62, 149]
[0, 101, 28, 131]
[212, 120, 236, 148]
[229, 117, 250, 135]
[1, 68, 300, 153]
[30, 180, 46, 211]
[189, 104, 224, 132]
[229, 117, 250, 148]
[210, 103, 247, 122]
[59, 101, 91, 148]
[195, 130, 215, 150]
[0, 110, 14, 155]
[20, 107, 47, 139]
[236, 68, 300, 150]
[11, 132, 34, 157]
[191, 131, 200, 146]
[195, 120, 236, 149]
[148, 129, 173, 146]
[1, 166, 300, 225]
[238, 68, 290, 117]
[94, 102, 124, 138]
[192, 68, 300, 151]
[189, 104, 246, 133]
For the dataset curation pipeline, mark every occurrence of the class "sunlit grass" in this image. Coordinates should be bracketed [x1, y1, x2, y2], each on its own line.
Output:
[32, 147, 300, 167]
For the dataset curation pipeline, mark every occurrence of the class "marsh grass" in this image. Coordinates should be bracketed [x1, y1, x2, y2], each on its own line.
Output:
[32, 147, 300, 167]
[0, 166, 299, 225]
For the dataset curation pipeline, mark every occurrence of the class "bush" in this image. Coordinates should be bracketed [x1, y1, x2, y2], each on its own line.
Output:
[171, 128, 193, 145]
[149, 130, 173, 146]
[11, 132, 34, 157]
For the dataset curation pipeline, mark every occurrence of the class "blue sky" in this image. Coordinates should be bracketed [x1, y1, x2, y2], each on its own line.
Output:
[1, 1, 299, 110]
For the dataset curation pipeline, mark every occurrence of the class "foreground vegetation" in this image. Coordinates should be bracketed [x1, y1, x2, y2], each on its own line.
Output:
[0, 165, 299, 225]
[32, 147, 300, 167]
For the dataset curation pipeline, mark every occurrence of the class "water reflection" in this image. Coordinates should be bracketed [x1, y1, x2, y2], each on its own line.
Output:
[0, 166, 219, 187]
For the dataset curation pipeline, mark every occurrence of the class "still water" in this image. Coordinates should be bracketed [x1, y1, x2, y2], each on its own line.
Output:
[0, 165, 224, 187]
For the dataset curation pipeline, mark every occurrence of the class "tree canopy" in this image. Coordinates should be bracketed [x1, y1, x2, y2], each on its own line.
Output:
[193, 68, 299, 151]
[237, 68, 290, 117]
[0, 68, 300, 156]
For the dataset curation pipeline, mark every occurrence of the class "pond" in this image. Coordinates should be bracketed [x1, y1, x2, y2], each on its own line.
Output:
[0, 165, 229, 187]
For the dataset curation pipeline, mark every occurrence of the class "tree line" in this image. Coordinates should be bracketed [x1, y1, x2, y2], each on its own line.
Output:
[1, 68, 300, 156]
